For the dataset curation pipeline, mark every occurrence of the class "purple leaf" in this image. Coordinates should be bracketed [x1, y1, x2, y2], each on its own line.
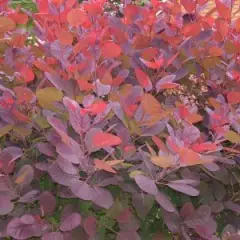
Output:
[180, 202, 195, 219]
[132, 193, 154, 220]
[45, 72, 74, 97]
[84, 216, 97, 237]
[50, 41, 72, 63]
[19, 190, 40, 203]
[195, 217, 217, 239]
[56, 155, 78, 175]
[155, 191, 175, 212]
[3, 147, 23, 161]
[210, 201, 224, 213]
[14, 165, 34, 186]
[92, 187, 114, 209]
[224, 201, 240, 214]
[93, 79, 111, 96]
[0, 196, 14, 215]
[167, 183, 199, 196]
[39, 191, 56, 214]
[7, 215, 45, 239]
[48, 163, 78, 186]
[134, 175, 158, 195]
[36, 143, 55, 157]
[70, 181, 95, 201]
[42, 232, 64, 240]
[169, 179, 199, 186]
[156, 74, 176, 92]
[182, 125, 200, 145]
[60, 212, 81, 232]
[63, 97, 91, 134]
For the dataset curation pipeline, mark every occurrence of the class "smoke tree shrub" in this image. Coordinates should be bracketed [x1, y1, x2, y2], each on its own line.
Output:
[0, 0, 240, 239]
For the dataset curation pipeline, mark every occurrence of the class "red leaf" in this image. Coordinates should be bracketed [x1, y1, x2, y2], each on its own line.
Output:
[92, 132, 122, 148]
[55, 28, 73, 46]
[87, 100, 107, 115]
[84, 3, 103, 16]
[191, 143, 218, 153]
[8, 12, 28, 25]
[101, 42, 122, 58]
[215, 0, 231, 20]
[13, 87, 35, 104]
[84, 216, 97, 237]
[134, 68, 152, 91]
[67, 8, 86, 26]
[182, 23, 201, 37]
[215, 19, 229, 38]
[20, 65, 35, 83]
[227, 92, 240, 104]
[181, 0, 196, 13]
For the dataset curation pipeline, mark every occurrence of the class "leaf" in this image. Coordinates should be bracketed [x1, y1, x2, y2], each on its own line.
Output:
[134, 68, 152, 91]
[60, 212, 81, 231]
[134, 175, 158, 195]
[92, 132, 122, 148]
[186, 113, 203, 124]
[67, 8, 86, 26]
[55, 28, 73, 46]
[151, 154, 175, 168]
[36, 87, 63, 109]
[180, 0, 196, 13]
[56, 156, 78, 175]
[19, 190, 40, 203]
[155, 74, 177, 92]
[84, 216, 97, 237]
[42, 232, 64, 240]
[182, 23, 201, 37]
[50, 41, 72, 64]
[0, 196, 14, 215]
[39, 191, 56, 214]
[155, 191, 175, 212]
[94, 159, 117, 174]
[7, 215, 44, 239]
[167, 183, 199, 196]
[0, 124, 13, 137]
[0, 16, 16, 32]
[20, 65, 35, 83]
[13, 87, 35, 104]
[216, 0, 231, 20]
[227, 92, 240, 104]
[15, 165, 34, 186]
[224, 201, 240, 214]
[224, 130, 240, 144]
[36, 142, 55, 157]
[102, 42, 122, 58]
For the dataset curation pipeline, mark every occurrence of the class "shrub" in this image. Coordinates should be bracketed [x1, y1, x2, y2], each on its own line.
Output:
[0, 0, 240, 239]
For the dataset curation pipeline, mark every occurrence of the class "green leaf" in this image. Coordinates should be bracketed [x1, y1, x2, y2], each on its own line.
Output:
[0, 124, 13, 137]
[224, 130, 240, 144]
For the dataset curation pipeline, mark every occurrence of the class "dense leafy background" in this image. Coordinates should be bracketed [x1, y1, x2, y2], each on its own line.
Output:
[0, 0, 240, 239]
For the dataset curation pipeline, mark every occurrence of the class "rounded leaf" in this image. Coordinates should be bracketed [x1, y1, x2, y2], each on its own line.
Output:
[39, 191, 56, 214]
[60, 212, 81, 232]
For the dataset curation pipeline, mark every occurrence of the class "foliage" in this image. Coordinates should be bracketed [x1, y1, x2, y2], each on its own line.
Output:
[0, 0, 240, 239]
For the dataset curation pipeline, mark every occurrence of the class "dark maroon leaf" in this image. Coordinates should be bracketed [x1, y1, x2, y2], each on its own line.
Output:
[83, 216, 97, 237]
[39, 191, 56, 214]
[134, 175, 158, 195]
[117, 231, 141, 240]
[0, 196, 14, 215]
[155, 191, 175, 212]
[224, 201, 240, 214]
[60, 212, 81, 232]
[132, 193, 154, 220]
[42, 232, 64, 240]
[180, 202, 195, 219]
[162, 210, 181, 234]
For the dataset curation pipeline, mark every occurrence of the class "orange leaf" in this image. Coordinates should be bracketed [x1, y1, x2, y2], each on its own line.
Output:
[92, 132, 122, 148]
[101, 42, 122, 58]
[151, 154, 175, 168]
[152, 136, 168, 152]
[158, 83, 179, 90]
[94, 159, 116, 174]
[209, 46, 223, 56]
[186, 113, 203, 124]
[55, 28, 73, 45]
[179, 147, 203, 166]
[227, 92, 240, 104]
[141, 93, 162, 116]
[235, 18, 240, 32]
[134, 68, 152, 90]
[67, 8, 86, 26]
[20, 65, 35, 83]
[105, 160, 124, 166]
[0, 16, 16, 33]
